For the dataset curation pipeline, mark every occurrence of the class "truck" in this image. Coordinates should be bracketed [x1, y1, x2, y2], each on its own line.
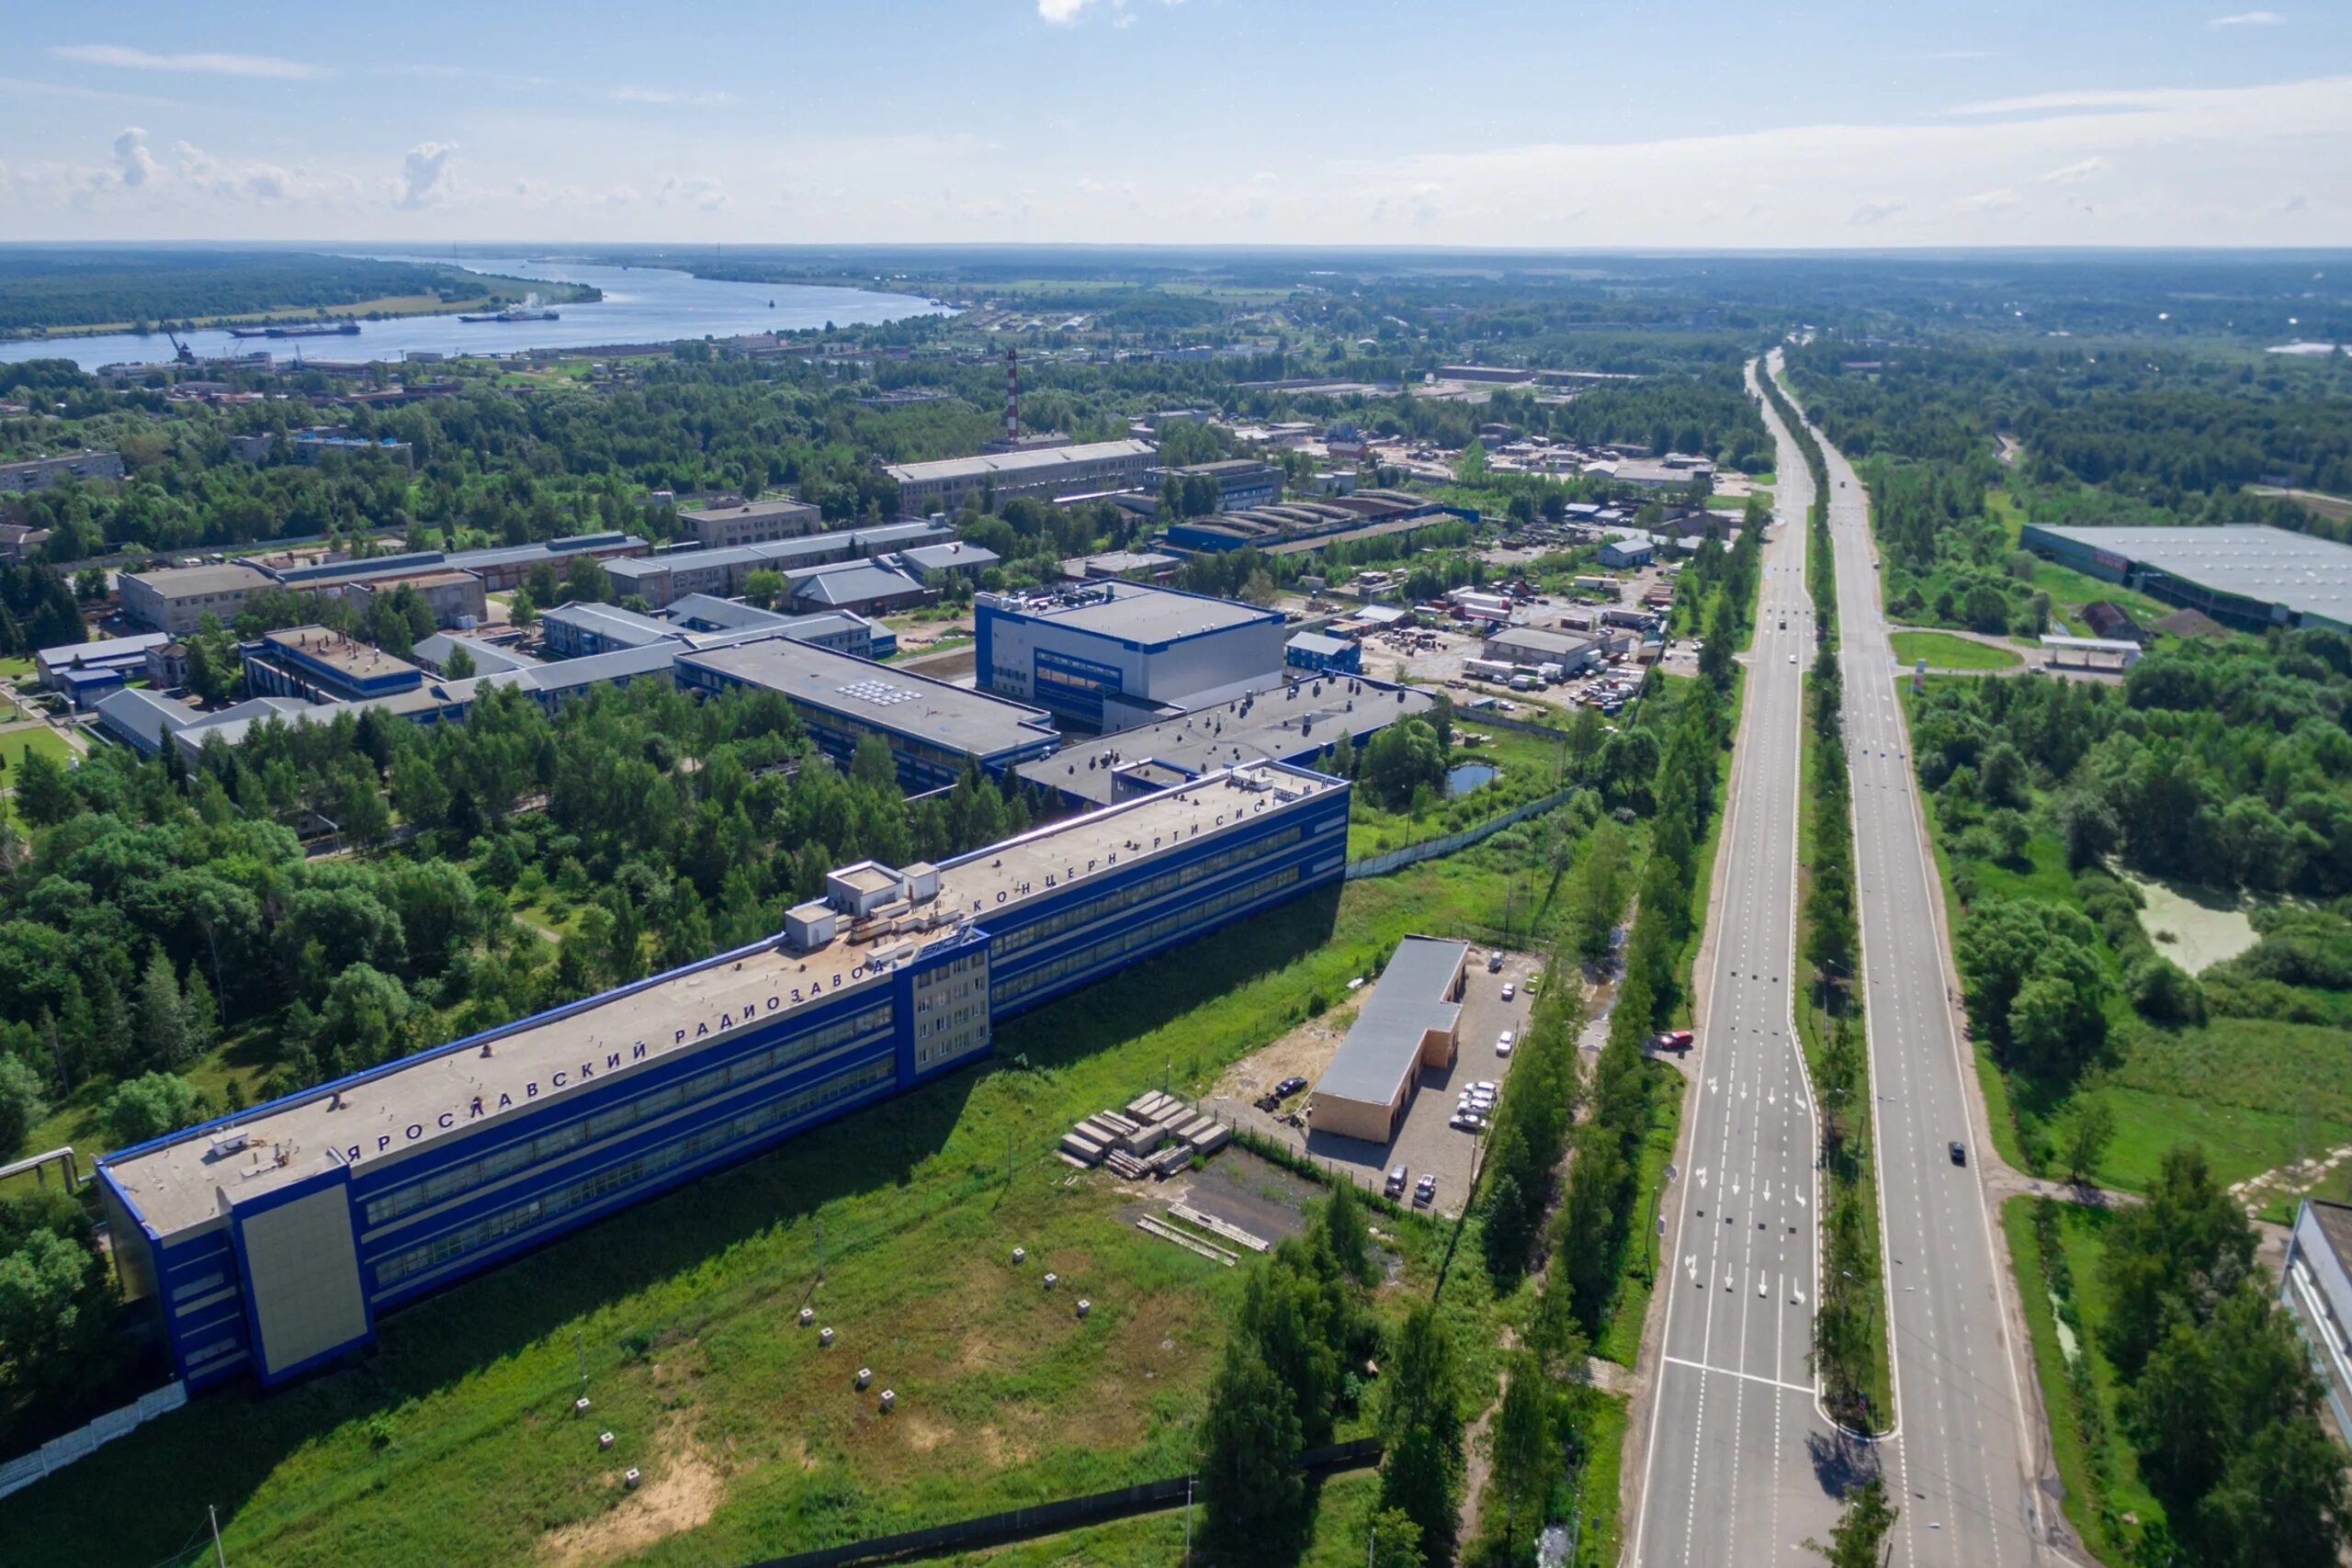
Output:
[1464, 658, 1517, 683]
[1536, 661, 1566, 683]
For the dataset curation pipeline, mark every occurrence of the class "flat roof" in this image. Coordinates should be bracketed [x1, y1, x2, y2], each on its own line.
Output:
[261, 626, 421, 682]
[886, 437, 1154, 486]
[38, 631, 170, 667]
[680, 497, 819, 524]
[128, 562, 273, 598]
[1316, 936, 1467, 1107]
[2029, 524, 2352, 627]
[542, 602, 680, 648]
[104, 761, 1338, 1235]
[984, 580, 1281, 643]
[676, 635, 1057, 757]
[1019, 675, 1433, 806]
[1487, 626, 1597, 658]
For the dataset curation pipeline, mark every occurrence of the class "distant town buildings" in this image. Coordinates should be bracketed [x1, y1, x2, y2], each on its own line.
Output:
[1151, 457, 1283, 512]
[227, 428, 414, 467]
[677, 496, 824, 549]
[0, 450, 124, 492]
[601, 522, 948, 609]
[886, 437, 1156, 515]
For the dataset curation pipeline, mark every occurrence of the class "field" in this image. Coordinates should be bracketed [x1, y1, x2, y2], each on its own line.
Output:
[1905, 682, 2352, 1197]
[0, 722, 70, 775]
[1983, 491, 2176, 629]
[1887, 629, 2021, 671]
[0, 844, 1550, 1568]
[1345, 721, 1574, 864]
[2002, 1199, 2163, 1565]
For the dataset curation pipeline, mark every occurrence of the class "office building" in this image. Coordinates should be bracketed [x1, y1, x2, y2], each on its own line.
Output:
[678, 497, 824, 549]
[241, 627, 424, 705]
[0, 450, 124, 492]
[1484, 626, 1601, 672]
[228, 429, 413, 467]
[885, 437, 1156, 515]
[1284, 632, 1361, 675]
[98, 761, 1347, 1391]
[36, 632, 171, 694]
[119, 563, 277, 637]
[1310, 937, 1467, 1144]
[2019, 524, 2352, 635]
[977, 581, 1289, 732]
[675, 637, 1059, 792]
[340, 570, 487, 630]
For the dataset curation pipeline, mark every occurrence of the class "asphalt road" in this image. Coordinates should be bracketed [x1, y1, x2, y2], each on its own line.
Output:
[1809, 349, 2048, 1567]
[1631, 360, 1846, 1567]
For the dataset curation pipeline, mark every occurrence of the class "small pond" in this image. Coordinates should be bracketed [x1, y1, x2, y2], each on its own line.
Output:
[1447, 763, 1498, 796]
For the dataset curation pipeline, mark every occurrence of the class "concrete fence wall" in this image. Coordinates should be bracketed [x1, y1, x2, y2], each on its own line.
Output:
[1346, 783, 1581, 881]
[0, 1382, 185, 1501]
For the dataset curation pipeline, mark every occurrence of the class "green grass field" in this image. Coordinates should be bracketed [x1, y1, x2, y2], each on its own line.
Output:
[2002, 1199, 2163, 1565]
[1, 846, 1545, 1568]
[0, 722, 71, 775]
[1596, 1064, 1686, 1368]
[1888, 630, 2021, 671]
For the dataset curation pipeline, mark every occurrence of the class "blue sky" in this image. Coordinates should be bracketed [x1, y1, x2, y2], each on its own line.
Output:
[1, 0, 2346, 245]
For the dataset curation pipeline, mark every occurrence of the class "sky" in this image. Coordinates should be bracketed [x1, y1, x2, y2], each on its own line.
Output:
[1, 0, 2347, 248]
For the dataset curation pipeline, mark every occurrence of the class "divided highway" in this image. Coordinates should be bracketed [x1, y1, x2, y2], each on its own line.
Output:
[1810, 349, 2047, 1567]
[1629, 362, 1842, 1567]
[1631, 355, 2052, 1566]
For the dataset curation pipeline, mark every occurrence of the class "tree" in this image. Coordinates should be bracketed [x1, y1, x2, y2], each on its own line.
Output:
[743, 569, 786, 609]
[2099, 1144, 2256, 1377]
[1197, 1340, 1306, 1564]
[2062, 1094, 2116, 1187]
[0, 1053, 47, 1155]
[561, 553, 610, 605]
[1320, 1178, 1374, 1287]
[442, 644, 477, 681]
[11, 747, 74, 829]
[1363, 1506, 1429, 1568]
[1379, 1300, 1464, 1564]
[135, 950, 191, 1071]
[1804, 1474, 1899, 1567]
[99, 1071, 201, 1149]
[1362, 716, 1447, 811]
[1487, 1351, 1554, 1553]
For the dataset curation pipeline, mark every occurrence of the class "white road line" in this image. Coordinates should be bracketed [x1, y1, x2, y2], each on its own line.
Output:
[1663, 1355, 1819, 1399]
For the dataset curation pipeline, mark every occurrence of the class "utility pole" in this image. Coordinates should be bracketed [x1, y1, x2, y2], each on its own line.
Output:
[209, 1504, 226, 1567]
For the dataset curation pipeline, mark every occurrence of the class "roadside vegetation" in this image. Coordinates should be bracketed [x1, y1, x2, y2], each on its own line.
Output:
[2007, 1148, 2348, 1566]
[1887, 628, 2021, 671]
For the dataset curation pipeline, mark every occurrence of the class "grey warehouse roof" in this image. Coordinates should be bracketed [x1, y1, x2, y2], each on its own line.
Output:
[985, 580, 1281, 644]
[676, 636, 1057, 758]
[2030, 524, 2352, 628]
[1315, 937, 1468, 1106]
[885, 437, 1154, 486]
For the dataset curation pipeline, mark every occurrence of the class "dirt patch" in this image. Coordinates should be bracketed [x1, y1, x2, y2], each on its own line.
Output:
[2123, 872, 2259, 975]
[1211, 994, 1367, 1103]
[536, 1413, 725, 1568]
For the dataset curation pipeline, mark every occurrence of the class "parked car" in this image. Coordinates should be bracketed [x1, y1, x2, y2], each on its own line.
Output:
[1487, 951, 1504, 974]
[1385, 1165, 1408, 1198]
[1414, 1173, 1437, 1205]
[1652, 1030, 1695, 1055]
[1451, 1112, 1487, 1133]
[1496, 1030, 1515, 1057]
[1274, 1076, 1309, 1099]
[1501, 981, 1516, 1002]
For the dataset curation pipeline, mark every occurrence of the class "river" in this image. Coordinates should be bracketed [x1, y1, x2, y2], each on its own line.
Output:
[0, 254, 951, 370]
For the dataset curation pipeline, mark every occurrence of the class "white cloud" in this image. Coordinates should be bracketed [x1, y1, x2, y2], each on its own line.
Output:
[656, 175, 729, 211]
[1960, 188, 2023, 212]
[51, 43, 329, 80]
[609, 84, 734, 107]
[2208, 11, 2285, 25]
[396, 141, 458, 209]
[1038, 0, 1094, 20]
[2042, 155, 2110, 183]
[1849, 198, 1905, 226]
[111, 128, 157, 187]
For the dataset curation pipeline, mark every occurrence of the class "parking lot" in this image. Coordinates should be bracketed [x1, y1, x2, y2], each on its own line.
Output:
[1298, 949, 1542, 1219]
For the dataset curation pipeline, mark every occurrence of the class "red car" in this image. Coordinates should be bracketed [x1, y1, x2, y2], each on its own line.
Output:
[1653, 1030, 1695, 1055]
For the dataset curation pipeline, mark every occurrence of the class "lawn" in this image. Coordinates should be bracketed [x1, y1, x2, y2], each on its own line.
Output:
[2002, 1198, 2162, 1565]
[2, 847, 1546, 1568]
[1887, 630, 2021, 671]
[0, 654, 34, 681]
[1595, 1063, 1686, 1368]
[0, 722, 72, 775]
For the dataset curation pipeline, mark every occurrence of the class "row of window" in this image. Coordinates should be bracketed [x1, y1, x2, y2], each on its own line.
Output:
[362, 1003, 894, 1229]
[374, 1055, 899, 1290]
[993, 863, 1305, 1007]
[991, 824, 1306, 958]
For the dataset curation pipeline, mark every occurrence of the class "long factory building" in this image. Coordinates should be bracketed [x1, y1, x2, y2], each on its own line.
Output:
[97, 761, 1349, 1392]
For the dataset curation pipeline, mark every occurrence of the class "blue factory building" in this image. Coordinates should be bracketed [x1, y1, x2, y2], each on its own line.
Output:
[98, 763, 1348, 1392]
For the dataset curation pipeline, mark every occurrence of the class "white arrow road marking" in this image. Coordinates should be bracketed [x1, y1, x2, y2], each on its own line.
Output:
[1731, 1179, 1741, 1196]
[1697, 1168, 1710, 1189]
[1794, 1190, 1808, 1207]
[1794, 1286, 1806, 1305]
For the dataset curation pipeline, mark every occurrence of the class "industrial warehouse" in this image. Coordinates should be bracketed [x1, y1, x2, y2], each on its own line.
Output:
[96, 762, 1349, 1392]
[2019, 523, 2352, 634]
[976, 580, 1290, 731]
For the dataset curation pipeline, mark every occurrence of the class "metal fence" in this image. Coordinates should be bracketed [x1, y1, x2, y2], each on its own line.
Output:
[0, 1382, 185, 1502]
[1346, 784, 1582, 880]
[744, 1438, 1384, 1568]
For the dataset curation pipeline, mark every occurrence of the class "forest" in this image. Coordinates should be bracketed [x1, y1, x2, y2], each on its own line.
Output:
[0, 250, 592, 336]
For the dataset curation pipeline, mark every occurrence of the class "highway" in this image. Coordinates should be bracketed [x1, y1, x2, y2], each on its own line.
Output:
[1629, 359, 1843, 1567]
[1808, 348, 2047, 1567]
